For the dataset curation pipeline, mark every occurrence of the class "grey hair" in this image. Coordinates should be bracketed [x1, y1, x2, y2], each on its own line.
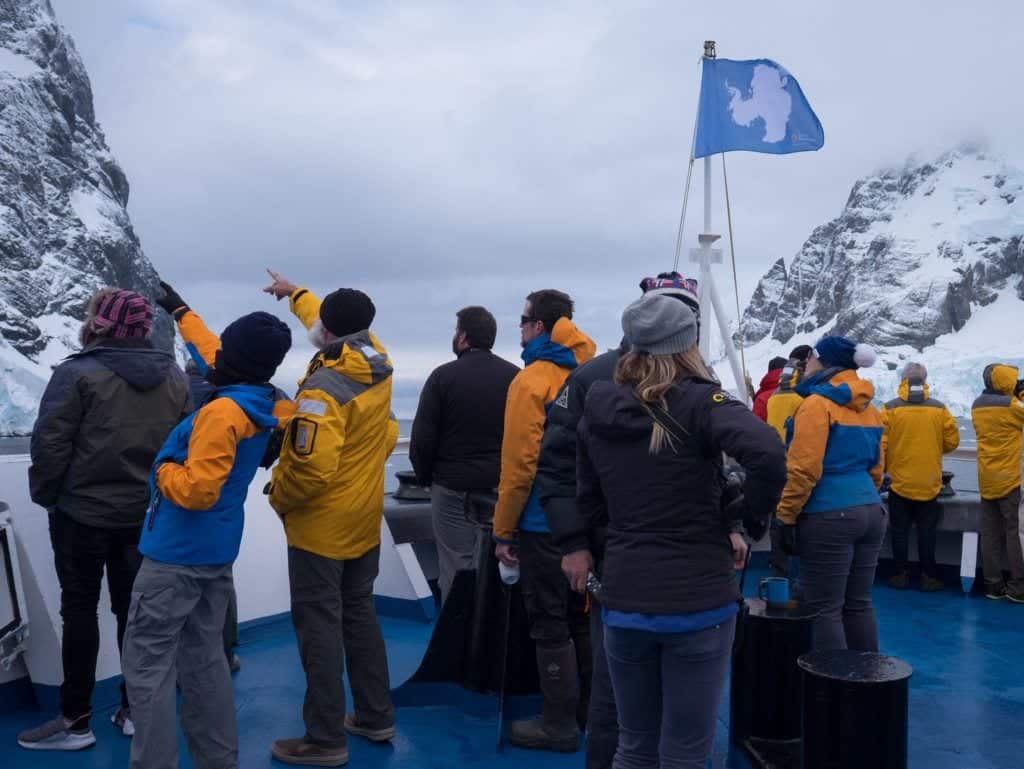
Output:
[902, 361, 927, 382]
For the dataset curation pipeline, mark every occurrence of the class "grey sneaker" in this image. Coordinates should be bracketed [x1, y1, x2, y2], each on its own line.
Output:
[112, 707, 135, 737]
[344, 713, 395, 742]
[18, 714, 96, 751]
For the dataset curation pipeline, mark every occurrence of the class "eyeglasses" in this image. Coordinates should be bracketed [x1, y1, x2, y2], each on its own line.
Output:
[520, 315, 538, 326]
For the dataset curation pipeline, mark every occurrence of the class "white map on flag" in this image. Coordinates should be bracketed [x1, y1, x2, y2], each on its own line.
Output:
[726, 64, 792, 143]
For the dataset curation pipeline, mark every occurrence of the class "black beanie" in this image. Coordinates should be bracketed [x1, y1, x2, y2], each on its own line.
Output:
[320, 288, 376, 337]
[217, 311, 292, 382]
[768, 356, 787, 371]
[788, 344, 813, 363]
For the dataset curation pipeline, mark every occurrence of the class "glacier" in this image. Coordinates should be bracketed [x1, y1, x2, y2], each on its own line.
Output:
[725, 146, 1024, 418]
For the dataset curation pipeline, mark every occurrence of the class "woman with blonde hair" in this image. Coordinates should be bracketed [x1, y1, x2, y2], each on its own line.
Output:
[576, 293, 787, 769]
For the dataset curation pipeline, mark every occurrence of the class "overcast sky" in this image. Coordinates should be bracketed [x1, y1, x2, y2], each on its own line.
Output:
[51, 0, 1024, 414]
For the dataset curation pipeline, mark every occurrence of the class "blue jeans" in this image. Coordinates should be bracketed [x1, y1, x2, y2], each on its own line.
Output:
[604, 616, 735, 769]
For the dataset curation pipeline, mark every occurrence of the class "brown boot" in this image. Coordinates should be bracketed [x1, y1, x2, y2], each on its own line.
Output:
[508, 642, 581, 752]
[271, 737, 349, 766]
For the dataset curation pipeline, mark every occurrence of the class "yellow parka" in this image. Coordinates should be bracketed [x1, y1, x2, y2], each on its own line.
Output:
[268, 288, 399, 559]
[880, 380, 959, 501]
[767, 391, 803, 443]
[971, 364, 1024, 500]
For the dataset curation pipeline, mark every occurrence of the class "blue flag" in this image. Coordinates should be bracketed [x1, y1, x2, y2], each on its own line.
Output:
[693, 57, 824, 159]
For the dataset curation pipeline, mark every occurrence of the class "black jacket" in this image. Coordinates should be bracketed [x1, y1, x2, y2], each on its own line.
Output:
[410, 348, 519, 491]
[537, 343, 625, 557]
[577, 379, 786, 615]
[29, 338, 192, 529]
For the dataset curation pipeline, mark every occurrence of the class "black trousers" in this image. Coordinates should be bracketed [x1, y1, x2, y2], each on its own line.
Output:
[887, 491, 940, 577]
[518, 530, 587, 645]
[48, 510, 141, 724]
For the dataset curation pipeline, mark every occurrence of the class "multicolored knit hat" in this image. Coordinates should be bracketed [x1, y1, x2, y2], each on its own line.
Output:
[639, 272, 700, 317]
[90, 289, 154, 339]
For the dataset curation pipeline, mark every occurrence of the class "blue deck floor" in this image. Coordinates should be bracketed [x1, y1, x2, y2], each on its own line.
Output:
[2, 567, 1022, 769]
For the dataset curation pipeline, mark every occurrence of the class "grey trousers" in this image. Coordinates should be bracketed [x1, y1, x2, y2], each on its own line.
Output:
[122, 558, 237, 769]
[289, 545, 394, 748]
[798, 504, 886, 652]
[431, 484, 479, 604]
[980, 487, 1024, 593]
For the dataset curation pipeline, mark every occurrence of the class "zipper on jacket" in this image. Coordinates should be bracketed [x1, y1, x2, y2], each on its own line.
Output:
[146, 492, 163, 531]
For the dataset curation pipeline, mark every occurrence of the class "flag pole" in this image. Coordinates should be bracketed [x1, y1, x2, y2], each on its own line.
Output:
[685, 40, 751, 405]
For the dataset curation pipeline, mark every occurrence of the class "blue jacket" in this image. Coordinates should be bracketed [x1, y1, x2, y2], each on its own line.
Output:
[140, 384, 280, 566]
[776, 368, 884, 523]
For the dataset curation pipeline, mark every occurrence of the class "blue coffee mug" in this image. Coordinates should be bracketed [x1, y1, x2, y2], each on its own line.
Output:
[758, 577, 790, 606]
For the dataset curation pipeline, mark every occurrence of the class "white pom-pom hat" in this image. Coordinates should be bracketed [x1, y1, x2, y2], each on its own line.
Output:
[814, 335, 876, 370]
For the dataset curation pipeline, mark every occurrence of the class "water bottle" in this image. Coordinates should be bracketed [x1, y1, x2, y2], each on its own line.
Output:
[499, 561, 520, 585]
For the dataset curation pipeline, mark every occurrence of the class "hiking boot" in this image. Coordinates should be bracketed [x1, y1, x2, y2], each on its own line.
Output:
[919, 575, 944, 593]
[271, 737, 349, 766]
[1006, 590, 1024, 604]
[343, 714, 395, 742]
[985, 583, 1007, 600]
[111, 706, 135, 737]
[18, 714, 96, 751]
[887, 572, 910, 589]
[508, 642, 580, 753]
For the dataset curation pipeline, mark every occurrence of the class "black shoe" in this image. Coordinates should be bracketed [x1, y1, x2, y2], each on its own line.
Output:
[985, 583, 1007, 600]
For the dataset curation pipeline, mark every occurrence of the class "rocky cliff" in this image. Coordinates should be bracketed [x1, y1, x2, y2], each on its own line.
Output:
[0, 0, 170, 433]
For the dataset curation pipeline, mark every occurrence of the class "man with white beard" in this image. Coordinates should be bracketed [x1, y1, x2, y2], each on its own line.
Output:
[262, 270, 400, 767]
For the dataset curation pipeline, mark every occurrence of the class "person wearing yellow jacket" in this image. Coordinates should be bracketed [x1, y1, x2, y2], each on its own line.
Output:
[262, 270, 399, 767]
[970, 363, 1024, 602]
[880, 362, 959, 592]
[493, 289, 595, 752]
[775, 335, 885, 651]
[765, 344, 813, 443]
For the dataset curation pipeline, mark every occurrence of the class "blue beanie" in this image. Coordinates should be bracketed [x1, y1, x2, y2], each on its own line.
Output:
[814, 335, 876, 370]
[217, 311, 292, 382]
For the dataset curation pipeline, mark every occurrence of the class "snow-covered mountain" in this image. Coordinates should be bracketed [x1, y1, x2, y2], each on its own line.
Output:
[733, 146, 1024, 416]
[0, 0, 171, 435]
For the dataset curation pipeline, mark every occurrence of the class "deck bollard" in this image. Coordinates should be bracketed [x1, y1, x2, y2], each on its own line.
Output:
[798, 650, 912, 769]
[729, 597, 815, 768]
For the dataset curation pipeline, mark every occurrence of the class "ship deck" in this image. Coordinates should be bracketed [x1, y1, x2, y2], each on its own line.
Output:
[1, 561, 1021, 769]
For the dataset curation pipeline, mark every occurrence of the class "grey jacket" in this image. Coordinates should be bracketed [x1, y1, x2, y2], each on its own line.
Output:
[29, 338, 191, 528]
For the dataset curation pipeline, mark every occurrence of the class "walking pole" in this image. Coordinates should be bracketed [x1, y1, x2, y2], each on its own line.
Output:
[496, 561, 519, 752]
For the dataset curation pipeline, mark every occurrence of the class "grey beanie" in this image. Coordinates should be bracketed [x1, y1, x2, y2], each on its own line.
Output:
[621, 293, 699, 355]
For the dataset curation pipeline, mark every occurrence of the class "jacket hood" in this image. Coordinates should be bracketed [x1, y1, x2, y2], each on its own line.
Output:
[897, 378, 931, 402]
[212, 384, 282, 429]
[795, 368, 875, 412]
[583, 381, 659, 440]
[312, 330, 393, 386]
[522, 317, 596, 369]
[983, 364, 1019, 396]
[758, 368, 782, 394]
[77, 339, 176, 391]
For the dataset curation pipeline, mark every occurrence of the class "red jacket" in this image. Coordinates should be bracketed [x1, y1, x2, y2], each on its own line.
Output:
[753, 368, 782, 421]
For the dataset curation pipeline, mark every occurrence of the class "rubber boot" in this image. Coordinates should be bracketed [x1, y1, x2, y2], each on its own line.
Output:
[509, 641, 581, 752]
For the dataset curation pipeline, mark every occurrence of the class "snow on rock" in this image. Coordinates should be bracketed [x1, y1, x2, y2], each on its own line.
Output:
[0, 0, 172, 434]
[726, 146, 1024, 417]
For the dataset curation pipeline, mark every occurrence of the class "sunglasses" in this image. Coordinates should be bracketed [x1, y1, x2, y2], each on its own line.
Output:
[520, 315, 539, 326]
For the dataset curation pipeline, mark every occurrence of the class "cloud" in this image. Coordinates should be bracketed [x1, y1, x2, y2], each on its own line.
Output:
[50, 0, 1024, 411]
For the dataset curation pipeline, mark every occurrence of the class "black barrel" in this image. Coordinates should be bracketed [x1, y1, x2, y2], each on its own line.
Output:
[799, 651, 912, 769]
[730, 597, 815, 753]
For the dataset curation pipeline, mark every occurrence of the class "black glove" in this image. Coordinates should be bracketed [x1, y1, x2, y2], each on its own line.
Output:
[777, 521, 799, 556]
[156, 280, 189, 316]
